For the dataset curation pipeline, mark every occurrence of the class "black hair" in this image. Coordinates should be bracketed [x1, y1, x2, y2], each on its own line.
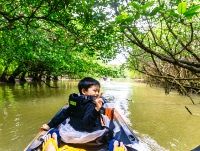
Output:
[78, 77, 100, 94]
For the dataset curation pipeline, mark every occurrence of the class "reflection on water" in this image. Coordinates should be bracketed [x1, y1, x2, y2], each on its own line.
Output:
[0, 80, 200, 151]
[0, 81, 78, 151]
[128, 82, 200, 151]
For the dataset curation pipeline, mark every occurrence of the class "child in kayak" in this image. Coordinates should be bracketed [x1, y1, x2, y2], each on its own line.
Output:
[40, 77, 127, 151]
[41, 77, 114, 143]
[41, 77, 104, 132]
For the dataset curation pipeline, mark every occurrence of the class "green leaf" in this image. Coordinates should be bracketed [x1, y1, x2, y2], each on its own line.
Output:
[115, 12, 129, 23]
[169, 9, 180, 18]
[131, 2, 140, 10]
[150, 6, 162, 16]
[142, 1, 154, 10]
[184, 12, 199, 18]
[184, 5, 200, 17]
[178, 2, 187, 14]
[135, 13, 140, 20]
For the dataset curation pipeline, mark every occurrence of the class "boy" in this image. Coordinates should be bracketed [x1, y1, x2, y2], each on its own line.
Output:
[40, 77, 126, 151]
[41, 77, 105, 132]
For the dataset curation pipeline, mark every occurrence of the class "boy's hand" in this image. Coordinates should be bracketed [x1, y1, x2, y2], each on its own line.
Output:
[41, 124, 50, 131]
[94, 97, 103, 111]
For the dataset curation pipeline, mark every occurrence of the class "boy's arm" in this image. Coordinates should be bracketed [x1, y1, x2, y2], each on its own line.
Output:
[81, 103, 100, 130]
[81, 97, 103, 130]
[42, 106, 71, 129]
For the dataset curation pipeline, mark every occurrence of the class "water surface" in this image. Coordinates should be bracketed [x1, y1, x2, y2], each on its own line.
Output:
[0, 80, 199, 151]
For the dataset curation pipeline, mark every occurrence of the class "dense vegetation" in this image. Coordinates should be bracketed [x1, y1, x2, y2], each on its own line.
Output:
[0, 0, 123, 83]
[113, 0, 200, 96]
[0, 0, 199, 96]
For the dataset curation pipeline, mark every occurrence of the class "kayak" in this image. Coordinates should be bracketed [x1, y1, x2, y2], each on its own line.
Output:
[192, 145, 200, 151]
[24, 103, 145, 151]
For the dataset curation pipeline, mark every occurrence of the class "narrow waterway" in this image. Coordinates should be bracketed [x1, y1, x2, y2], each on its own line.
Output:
[0, 80, 199, 151]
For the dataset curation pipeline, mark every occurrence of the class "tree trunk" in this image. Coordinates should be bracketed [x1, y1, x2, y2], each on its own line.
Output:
[20, 72, 27, 83]
[52, 76, 58, 81]
[46, 76, 51, 81]
[0, 71, 8, 82]
[8, 66, 22, 83]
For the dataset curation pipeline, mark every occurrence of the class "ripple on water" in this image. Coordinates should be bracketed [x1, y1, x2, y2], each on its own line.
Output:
[139, 134, 169, 151]
[11, 135, 19, 141]
[102, 82, 167, 150]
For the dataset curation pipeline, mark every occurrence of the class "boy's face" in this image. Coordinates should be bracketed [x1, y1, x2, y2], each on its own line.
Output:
[82, 85, 100, 97]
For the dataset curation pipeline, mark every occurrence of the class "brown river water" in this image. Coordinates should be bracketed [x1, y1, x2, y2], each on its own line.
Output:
[0, 79, 200, 151]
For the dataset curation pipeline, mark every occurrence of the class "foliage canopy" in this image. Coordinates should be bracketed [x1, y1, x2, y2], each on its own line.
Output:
[0, 0, 200, 97]
[0, 0, 123, 82]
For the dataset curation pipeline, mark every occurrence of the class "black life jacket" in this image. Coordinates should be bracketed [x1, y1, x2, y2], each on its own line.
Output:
[68, 93, 95, 118]
[68, 93, 95, 107]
